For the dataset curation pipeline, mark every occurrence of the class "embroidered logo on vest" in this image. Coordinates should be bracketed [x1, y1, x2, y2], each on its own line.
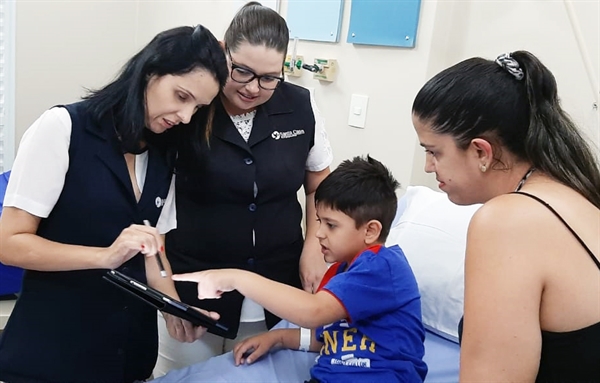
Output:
[155, 196, 166, 208]
[271, 130, 306, 140]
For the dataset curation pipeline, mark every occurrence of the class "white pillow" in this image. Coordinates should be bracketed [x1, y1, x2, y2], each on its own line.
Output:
[386, 186, 481, 343]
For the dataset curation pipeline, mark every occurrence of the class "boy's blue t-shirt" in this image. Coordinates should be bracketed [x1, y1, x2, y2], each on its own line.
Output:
[312, 244, 427, 383]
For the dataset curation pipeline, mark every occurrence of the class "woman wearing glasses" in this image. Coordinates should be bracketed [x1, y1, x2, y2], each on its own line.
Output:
[153, 1, 333, 375]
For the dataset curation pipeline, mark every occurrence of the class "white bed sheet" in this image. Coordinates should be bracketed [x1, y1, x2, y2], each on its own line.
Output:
[151, 320, 459, 383]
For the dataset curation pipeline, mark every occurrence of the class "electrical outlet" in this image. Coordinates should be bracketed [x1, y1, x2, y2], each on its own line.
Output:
[313, 58, 338, 82]
[284, 54, 304, 77]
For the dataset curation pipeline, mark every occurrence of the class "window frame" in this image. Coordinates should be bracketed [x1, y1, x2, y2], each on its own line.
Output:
[0, 0, 15, 173]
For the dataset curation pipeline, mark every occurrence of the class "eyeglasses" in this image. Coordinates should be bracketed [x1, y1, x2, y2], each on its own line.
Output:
[227, 50, 284, 91]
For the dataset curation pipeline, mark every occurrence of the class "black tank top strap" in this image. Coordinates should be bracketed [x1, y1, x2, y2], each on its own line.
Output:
[512, 191, 600, 271]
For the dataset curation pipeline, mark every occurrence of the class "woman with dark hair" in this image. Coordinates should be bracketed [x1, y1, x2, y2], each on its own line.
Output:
[0, 24, 228, 383]
[155, 1, 333, 375]
[412, 51, 600, 382]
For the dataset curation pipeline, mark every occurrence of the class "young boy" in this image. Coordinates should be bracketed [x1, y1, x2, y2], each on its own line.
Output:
[173, 156, 428, 382]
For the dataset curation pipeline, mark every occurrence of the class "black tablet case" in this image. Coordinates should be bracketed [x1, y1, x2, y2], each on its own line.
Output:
[104, 269, 233, 339]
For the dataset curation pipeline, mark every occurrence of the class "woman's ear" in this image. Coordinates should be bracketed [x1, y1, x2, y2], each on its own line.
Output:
[470, 138, 494, 170]
[364, 220, 383, 245]
[218, 40, 225, 50]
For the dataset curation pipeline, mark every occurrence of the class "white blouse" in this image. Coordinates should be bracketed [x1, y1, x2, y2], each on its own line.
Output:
[4, 107, 175, 234]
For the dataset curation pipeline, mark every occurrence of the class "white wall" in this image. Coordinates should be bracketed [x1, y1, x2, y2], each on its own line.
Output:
[457, 0, 598, 143]
[15, 0, 140, 139]
[133, 0, 442, 192]
[13, 0, 599, 192]
[411, 0, 600, 188]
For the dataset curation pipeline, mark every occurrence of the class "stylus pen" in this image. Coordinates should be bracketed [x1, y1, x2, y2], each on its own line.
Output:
[143, 220, 168, 278]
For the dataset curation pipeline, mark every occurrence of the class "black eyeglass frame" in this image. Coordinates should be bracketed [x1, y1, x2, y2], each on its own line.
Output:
[226, 49, 285, 91]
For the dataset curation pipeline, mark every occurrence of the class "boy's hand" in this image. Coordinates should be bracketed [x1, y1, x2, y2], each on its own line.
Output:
[172, 269, 239, 299]
[232, 331, 282, 366]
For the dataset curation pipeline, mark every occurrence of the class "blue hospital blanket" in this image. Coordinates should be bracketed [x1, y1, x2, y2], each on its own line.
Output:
[151, 320, 459, 383]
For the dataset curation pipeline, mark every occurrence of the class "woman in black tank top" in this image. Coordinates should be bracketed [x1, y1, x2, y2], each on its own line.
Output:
[412, 51, 600, 382]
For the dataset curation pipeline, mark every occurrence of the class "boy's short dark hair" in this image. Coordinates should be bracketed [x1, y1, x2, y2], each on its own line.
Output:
[315, 155, 400, 242]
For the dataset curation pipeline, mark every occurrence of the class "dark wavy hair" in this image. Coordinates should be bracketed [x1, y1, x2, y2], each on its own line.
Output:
[412, 50, 600, 209]
[83, 24, 228, 154]
[315, 155, 400, 242]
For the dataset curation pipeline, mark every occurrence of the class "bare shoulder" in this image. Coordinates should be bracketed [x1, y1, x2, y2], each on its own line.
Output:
[468, 183, 599, 267]
[465, 192, 561, 274]
[468, 193, 542, 236]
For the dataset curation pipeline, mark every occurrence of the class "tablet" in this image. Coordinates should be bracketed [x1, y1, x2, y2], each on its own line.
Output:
[104, 269, 233, 339]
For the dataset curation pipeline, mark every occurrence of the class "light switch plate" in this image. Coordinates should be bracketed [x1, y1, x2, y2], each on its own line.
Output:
[348, 94, 369, 128]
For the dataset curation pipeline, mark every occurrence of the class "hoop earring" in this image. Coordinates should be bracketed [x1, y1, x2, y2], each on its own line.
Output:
[480, 164, 487, 173]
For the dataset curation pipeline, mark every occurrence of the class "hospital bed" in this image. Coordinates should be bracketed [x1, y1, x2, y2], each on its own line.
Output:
[151, 186, 480, 383]
[151, 319, 460, 383]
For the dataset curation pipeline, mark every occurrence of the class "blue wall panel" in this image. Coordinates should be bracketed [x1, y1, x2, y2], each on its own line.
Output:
[286, 0, 344, 43]
[347, 0, 421, 47]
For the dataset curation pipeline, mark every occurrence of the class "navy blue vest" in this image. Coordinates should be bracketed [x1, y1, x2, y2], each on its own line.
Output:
[0, 101, 172, 383]
[167, 82, 315, 335]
